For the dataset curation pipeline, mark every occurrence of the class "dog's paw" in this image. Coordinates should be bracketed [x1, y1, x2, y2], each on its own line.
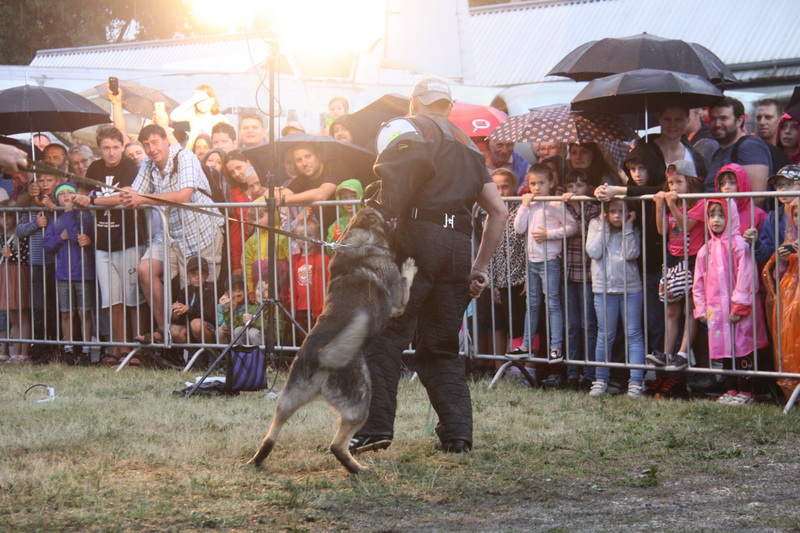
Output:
[401, 258, 418, 281]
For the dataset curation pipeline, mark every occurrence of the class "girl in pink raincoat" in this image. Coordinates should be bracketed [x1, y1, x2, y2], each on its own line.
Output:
[693, 199, 769, 405]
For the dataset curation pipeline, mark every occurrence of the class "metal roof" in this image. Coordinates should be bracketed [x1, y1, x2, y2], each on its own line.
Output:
[470, 0, 800, 87]
[30, 34, 355, 79]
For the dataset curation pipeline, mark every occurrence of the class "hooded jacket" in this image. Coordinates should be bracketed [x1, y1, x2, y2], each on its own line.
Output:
[326, 179, 363, 245]
[777, 114, 800, 165]
[42, 209, 95, 282]
[754, 206, 787, 263]
[585, 215, 642, 294]
[689, 163, 766, 235]
[693, 199, 768, 359]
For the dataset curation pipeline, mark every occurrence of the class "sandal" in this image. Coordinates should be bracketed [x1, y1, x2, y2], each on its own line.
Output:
[100, 354, 119, 366]
[135, 329, 164, 344]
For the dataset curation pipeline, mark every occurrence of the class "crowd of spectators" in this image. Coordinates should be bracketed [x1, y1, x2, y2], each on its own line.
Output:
[0, 86, 798, 406]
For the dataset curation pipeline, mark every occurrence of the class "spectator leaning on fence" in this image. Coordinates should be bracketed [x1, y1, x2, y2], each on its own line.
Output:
[73, 125, 147, 365]
[120, 124, 224, 343]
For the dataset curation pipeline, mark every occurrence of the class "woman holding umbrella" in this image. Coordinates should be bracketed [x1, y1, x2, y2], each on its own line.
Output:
[637, 103, 708, 187]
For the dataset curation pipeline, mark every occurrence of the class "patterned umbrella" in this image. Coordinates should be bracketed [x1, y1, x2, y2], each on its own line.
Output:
[489, 104, 635, 144]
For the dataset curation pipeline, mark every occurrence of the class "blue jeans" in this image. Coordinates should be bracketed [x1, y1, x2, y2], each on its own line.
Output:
[522, 259, 563, 352]
[593, 291, 645, 384]
[567, 280, 597, 380]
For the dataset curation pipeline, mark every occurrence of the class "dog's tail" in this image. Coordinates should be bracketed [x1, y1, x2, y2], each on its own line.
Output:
[318, 308, 370, 369]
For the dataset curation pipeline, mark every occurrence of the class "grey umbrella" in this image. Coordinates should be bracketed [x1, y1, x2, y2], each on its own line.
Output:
[0, 85, 110, 135]
[548, 33, 738, 86]
[93, 81, 180, 119]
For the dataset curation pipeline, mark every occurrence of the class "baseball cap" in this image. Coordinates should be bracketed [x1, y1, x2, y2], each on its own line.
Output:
[768, 164, 800, 187]
[186, 255, 209, 273]
[411, 77, 453, 105]
[666, 160, 698, 179]
[281, 122, 306, 137]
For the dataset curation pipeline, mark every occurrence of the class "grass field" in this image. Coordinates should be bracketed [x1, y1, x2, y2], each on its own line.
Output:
[1, 364, 799, 532]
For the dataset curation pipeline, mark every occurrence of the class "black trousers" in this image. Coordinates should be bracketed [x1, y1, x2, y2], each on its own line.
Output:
[30, 263, 57, 356]
[358, 220, 474, 445]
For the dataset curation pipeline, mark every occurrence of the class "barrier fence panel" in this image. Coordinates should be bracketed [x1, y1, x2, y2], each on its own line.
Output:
[2, 192, 800, 409]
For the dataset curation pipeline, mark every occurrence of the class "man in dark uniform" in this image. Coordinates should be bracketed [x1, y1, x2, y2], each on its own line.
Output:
[351, 77, 507, 454]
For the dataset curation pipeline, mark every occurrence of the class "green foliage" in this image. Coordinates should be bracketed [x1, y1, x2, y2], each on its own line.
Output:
[0, 0, 201, 65]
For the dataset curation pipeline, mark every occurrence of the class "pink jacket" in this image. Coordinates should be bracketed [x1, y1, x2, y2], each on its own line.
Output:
[693, 199, 768, 359]
[689, 163, 766, 234]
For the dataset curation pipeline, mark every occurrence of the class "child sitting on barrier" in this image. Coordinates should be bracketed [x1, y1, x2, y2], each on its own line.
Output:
[42, 183, 95, 365]
[510, 164, 577, 364]
[169, 256, 217, 344]
[585, 199, 645, 397]
[693, 199, 768, 405]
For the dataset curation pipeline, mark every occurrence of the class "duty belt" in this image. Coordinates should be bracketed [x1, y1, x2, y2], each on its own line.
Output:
[408, 207, 472, 236]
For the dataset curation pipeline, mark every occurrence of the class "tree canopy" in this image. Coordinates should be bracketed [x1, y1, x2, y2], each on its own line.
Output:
[0, 0, 201, 65]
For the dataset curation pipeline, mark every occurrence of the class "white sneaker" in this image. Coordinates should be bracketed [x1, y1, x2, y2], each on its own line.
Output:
[716, 390, 738, 404]
[627, 382, 644, 398]
[727, 392, 755, 406]
[589, 380, 607, 397]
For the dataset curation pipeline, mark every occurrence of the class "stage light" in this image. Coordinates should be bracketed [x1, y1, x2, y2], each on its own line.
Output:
[191, 0, 386, 54]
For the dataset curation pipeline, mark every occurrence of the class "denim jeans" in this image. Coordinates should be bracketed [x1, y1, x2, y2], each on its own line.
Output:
[593, 291, 645, 384]
[522, 259, 563, 352]
[567, 280, 597, 380]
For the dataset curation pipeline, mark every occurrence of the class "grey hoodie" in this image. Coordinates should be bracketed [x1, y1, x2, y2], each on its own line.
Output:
[585, 217, 642, 294]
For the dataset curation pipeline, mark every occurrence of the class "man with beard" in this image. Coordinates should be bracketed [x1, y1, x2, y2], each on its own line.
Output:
[273, 143, 341, 230]
[705, 97, 772, 202]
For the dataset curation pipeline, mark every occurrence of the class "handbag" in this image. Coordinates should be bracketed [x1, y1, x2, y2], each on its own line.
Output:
[658, 260, 692, 303]
[225, 344, 268, 392]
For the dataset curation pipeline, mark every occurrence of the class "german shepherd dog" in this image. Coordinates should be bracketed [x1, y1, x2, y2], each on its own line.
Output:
[248, 207, 417, 473]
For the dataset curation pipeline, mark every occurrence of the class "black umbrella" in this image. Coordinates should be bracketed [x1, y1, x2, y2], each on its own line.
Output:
[242, 133, 377, 188]
[347, 94, 409, 148]
[785, 86, 800, 122]
[571, 69, 724, 129]
[548, 33, 738, 86]
[93, 81, 180, 119]
[0, 85, 110, 135]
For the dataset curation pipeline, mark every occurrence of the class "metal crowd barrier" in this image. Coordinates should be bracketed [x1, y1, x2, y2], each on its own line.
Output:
[1, 193, 800, 411]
